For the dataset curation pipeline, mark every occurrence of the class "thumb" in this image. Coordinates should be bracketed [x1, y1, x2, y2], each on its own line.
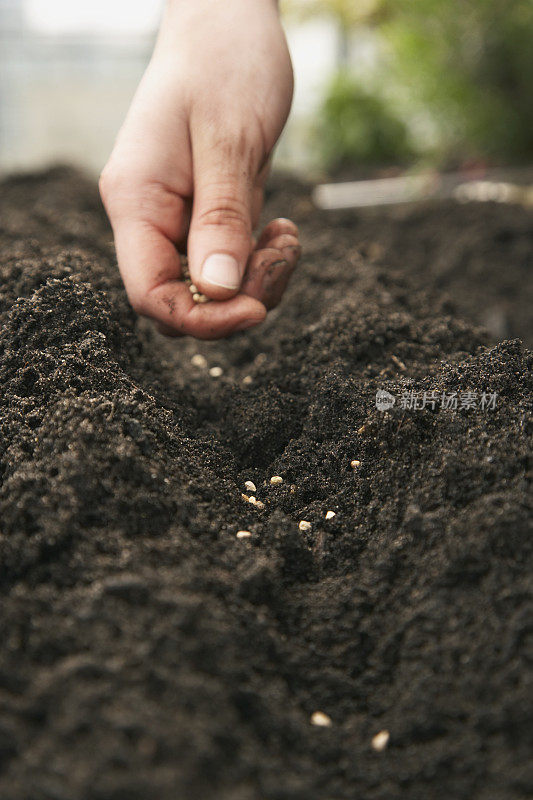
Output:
[187, 134, 256, 300]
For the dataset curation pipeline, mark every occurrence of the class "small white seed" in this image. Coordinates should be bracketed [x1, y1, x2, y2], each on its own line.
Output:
[325, 510, 336, 520]
[189, 284, 198, 294]
[299, 520, 312, 532]
[248, 496, 265, 510]
[209, 366, 223, 378]
[350, 459, 361, 469]
[192, 293, 201, 302]
[196, 293, 209, 303]
[191, 354, 208, 368]
[270, 475, 283, 485]
[371, 730, 390, 752]
[236, 530, 252, 539]
[242, 375, 253, 385]
[244, 480, 256, 493]
[311, 711, 332, 727]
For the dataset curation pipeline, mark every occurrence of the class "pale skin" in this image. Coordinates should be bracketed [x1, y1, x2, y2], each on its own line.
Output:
[99, 0, 301, 340]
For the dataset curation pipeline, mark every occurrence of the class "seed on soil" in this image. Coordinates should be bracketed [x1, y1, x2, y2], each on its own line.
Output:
[244, 495, 265, 510]
[236, 530, 252, 539]
[242, 375, 253, 385]
[191, 354, 208, 368]
[311, 711, 332, 727]
[209, 366, 223, 378]
[270, 476, 283, 485]
[350, 459, 361, 469]
[299, 520, 312, 532]
[244, 480, 257, 493]
[371, 730, 390, 751]
[325, 510, 336, 520]
[358, 425, 367, 435]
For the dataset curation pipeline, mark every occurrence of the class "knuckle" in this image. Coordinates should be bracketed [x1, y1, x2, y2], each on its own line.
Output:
[99, 164, 135, 210]
[197, 194, 250, 233]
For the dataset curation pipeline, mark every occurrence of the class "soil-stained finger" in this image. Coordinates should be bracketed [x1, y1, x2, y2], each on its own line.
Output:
[241, 247, 292, 310]
[262, 233, 301, 268]
[256, 218, 299, 249]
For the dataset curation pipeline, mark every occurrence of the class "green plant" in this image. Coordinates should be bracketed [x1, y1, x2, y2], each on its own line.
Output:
[381, 0, 533, 161]
[316, 71, 413, 169]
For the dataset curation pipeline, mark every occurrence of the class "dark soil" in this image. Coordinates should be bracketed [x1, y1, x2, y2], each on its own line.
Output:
[0, 166, 531, 800]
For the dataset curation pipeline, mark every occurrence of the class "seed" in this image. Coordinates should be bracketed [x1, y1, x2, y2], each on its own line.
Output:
[371, 730, 390, 752]
[358, 425, 366, 435]
[299, 520, 312, 532]
[196, 293, 209, 303]
[244, 480, 256, 493]
[325, 510, 336, 520]
[243, 375, 253, 385]
[311, 711, 332, 727]
[248, 496, 265, 510]
[209, 366, 223, 378]
[270, 475, 283, 485]
[236, 530, 252, 539]
[189, 284, 198, 294]
[192, 293, 201, 302]
[191, 354, 207, 368]
[350, 459, 361, 469]
[241, 493, 250, 502]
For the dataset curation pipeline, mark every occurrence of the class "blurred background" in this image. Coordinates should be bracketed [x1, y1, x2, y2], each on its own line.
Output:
[1, 0, 532, 178]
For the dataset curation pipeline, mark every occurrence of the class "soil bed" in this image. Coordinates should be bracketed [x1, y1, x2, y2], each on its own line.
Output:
[0, 167, 531, 800]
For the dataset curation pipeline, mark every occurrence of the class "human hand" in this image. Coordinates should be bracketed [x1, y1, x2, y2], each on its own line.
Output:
[99, 0, 301, 339]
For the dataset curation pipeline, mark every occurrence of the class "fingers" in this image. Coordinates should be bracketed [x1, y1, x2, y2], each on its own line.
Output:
[241, 249, 288, 310]
[187, 126, 259, 301]
[256, 218, 299, 248]
[147, 281, 266, 339]
[100, 175, 266, 339]
[116, 224, 265, 339]
[241, 219, 301, 310]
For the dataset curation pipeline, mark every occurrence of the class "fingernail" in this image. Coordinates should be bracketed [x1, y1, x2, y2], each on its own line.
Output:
[201, 253, 240, 289]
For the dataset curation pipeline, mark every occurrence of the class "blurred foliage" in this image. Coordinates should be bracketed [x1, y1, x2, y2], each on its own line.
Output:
[282, 0, 386, 30]
[316, 72, 412, 169]
[286, 0, 533, 166]
[382, 0, 533, 162]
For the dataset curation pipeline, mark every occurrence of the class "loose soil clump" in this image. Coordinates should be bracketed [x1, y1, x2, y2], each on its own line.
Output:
[0, 167, 531, 800]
